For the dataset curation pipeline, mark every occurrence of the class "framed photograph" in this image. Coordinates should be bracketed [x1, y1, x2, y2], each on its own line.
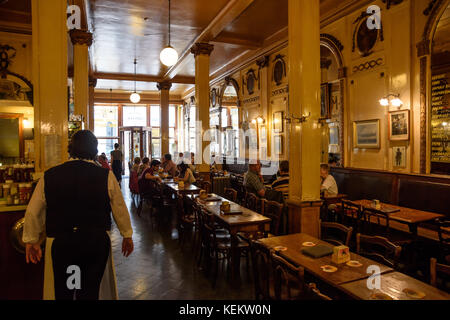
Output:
[389, 110, 410, 141]
[329, 125, 339, 146]
[273, 135, 284, 156]
[393, 146, 406, 168]
[273, 111, 284, 133]
[330, 87, 340, 119]
[320, 83, 330, 118]
[353, 119, 380, 149]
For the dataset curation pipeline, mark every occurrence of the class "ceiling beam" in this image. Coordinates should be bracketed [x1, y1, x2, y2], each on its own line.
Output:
[163, 0, 255, 81]
[94, 72, 196, 84]
[211, 34, 262, 50]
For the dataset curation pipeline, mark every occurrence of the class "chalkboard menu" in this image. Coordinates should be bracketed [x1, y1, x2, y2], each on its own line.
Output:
[431, 70, 450, 166]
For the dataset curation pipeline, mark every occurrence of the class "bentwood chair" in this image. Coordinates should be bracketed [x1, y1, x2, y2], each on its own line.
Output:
[356, 233, 402, 270]
[320, 221, 353, 247]
[246, 192, 261, 213]
[263, 200, 284, 237]
[430, 258, 450, 292]
[307, 283, 332, 300]
[436, 218, 450, 263]
[271, 252, 306, 300]
[201, 181, 212, 194]
[250, 240, 275, 300]
[176, 195, 195, 247]
[224, 188, 238, 202]
[340, 200, 363, 233]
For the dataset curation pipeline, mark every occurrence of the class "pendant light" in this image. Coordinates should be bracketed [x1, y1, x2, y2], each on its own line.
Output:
[160, 0, 178, 67]
[130, 58, 141, 103]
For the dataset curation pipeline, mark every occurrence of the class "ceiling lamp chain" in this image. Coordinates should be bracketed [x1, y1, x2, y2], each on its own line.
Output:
[160, 0, 179, 67]
[130, 58, 141, 103]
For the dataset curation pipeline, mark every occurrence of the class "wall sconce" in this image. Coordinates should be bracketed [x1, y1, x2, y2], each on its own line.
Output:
[379, 94, 403, 108]
[285, 112, 311, 124]
[252, 116, 265, 125]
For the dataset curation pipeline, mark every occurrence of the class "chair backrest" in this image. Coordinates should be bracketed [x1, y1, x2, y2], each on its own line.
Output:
[356, 233, 401, 270]
[320, 221, 353, 247]
[202, 181, 211, 194]
[250, 240, 273, 300]
[264, 200, 284, 236]
[436, 218, 450, 246]
[362, 207, 390, 236]
[224, 188, 238, 202]
[246, 192, 260, 212]
[430, 257, 450, 289]
[271, 252, 305, 300]
[341, 199, 362, 218]
[307, 283, 332, 300]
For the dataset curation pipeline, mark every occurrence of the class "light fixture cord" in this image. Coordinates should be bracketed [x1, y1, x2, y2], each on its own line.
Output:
[168, 0, 171, 46]
[134, 58, 137, 93]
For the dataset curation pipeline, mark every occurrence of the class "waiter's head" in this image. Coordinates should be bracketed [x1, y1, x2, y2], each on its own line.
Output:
[68, 130, 98, 160]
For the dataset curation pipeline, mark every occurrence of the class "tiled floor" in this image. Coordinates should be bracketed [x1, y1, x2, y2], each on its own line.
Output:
[109, 179, 254, 300]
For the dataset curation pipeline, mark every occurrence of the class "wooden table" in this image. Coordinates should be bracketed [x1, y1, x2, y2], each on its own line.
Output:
[258, 233, 393, 288]
[163, 182, 201, 195]
[340, 271, 450, 300]
[197, 193, 272, 286]
[354, 200, 444, 236]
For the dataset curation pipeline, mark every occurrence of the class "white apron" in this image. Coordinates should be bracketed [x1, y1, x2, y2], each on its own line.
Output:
[42, 231, 118, 300]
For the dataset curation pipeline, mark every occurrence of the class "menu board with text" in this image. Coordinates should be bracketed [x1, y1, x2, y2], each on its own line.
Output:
[431, 71, 450, 164]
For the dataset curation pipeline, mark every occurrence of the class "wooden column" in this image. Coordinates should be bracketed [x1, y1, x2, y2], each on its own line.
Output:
[32, 0, 68, 172]
[69, 29, 92, 127]
[191, 43, 214, 180]
[158, 81, 172, 157]
[287, 0, 322, 237]
[88, 76, 97, 131]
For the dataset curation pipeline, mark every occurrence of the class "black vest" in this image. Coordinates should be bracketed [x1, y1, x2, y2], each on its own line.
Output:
[44, 160, 112, 237]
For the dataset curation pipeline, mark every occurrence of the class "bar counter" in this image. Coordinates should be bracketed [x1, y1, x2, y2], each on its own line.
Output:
[0, 204, 44, 300]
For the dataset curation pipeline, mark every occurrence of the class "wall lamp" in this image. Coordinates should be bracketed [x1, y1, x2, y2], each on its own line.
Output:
[251, 116, 265, 125]
[285, 112, 311, 124]
[379, 94, 403, 108]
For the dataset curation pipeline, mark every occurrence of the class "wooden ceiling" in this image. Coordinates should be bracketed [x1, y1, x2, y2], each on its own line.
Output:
[0, 0, 377, 96]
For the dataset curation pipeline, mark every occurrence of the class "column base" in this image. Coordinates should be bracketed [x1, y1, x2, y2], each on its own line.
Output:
[287, 199, 323, 237]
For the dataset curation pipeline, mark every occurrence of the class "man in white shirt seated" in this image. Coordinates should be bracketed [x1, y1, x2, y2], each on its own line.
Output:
[320, 163, 338, 197]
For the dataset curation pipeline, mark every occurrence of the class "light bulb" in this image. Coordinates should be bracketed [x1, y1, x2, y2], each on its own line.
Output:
[379, 98, 389, 107]
[251, 119, 257, 125]
[257, 117, 264, 124]
[391, 98, 403, 107]
[160, 46, 179, 67]
[130, 92, 141, 104]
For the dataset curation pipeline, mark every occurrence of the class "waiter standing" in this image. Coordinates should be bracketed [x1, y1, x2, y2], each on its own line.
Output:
[23, 130, 134, 300]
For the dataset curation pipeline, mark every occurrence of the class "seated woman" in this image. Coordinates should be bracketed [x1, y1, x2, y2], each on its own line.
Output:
[177, 162, 196, 185]
[138, 157, 150, 178]
[129, 157, 141, 195]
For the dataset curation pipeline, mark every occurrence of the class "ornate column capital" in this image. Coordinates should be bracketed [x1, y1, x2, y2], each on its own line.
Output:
[157, 81, 172, 91]
[69, 29, 93, 47]
[190, 42, 214, 57]
[256, 55, 270, 69]
[89, 76, 97, 88]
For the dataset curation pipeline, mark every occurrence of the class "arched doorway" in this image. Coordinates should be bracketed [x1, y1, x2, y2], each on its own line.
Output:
[218, 76, 240, 159]
[417, 0, 450, 175]
[319, 34, 347, 167]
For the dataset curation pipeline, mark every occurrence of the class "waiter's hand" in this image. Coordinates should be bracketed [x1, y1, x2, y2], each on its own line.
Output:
[25, 243, 42, 264]
[122, 237, 134, 257]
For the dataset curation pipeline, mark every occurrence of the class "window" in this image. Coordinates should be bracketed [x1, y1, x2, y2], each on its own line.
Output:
[189, 107, 197, 154]
[94, 105, 118, 137]
[150, 105, 161, 159]
[123, 106, 147, 127]
[231, 108, 239, 158]
[97, 139, 118, 157]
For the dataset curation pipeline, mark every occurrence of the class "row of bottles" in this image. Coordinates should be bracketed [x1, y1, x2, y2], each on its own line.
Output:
[0, 162, 35, 183]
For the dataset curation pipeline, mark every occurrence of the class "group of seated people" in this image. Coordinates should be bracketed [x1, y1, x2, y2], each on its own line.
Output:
[129, 152, 198, 195]
[243, 160, 338, 203]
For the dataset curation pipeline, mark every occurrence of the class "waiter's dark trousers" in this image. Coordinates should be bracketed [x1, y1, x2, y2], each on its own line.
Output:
[51, 232, 110, 300]
[112, 160, 122, 183]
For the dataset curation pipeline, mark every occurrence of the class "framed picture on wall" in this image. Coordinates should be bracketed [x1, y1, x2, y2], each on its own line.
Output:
[393, 146, 406, 168]
[273, 111, 284, 133]
[273, 135, 284, 156]
[353, 119, 380, 149]
[320, 83, 330, 118]
[389, 110, 410, 141]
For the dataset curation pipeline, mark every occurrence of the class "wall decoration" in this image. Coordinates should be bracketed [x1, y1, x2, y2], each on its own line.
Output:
[272, 54, 287, 86]
[242, 69, 259, 95]
[352, 58, 384, 73]
[320, 83, 331, 118]
[330, 86, 341, 119]
[381, 0, 404, 10]
[388, 110, 410, 141]
[353, 119, 380, 149]
[352, 11, 384, 57]
[393, 146, 407, 168]
[210, 88, 217, 108]
[273, 135, 284, 156]
[273, 111, 284, 133]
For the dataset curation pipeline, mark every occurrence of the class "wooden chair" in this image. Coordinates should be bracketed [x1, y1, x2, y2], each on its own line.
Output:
[436, 218, 450, 263]
[263, 200, 284, 236]
[271, 252, 306, 300]
[307, 283, 332, 300]
[430, 258, 450, 291]
[201, 181, 211, 194]
[320, 221, 353, 247]
[356, 233, 402, 270]
[246, 192, 261, 213]
[224, 188, 238, 202]
[340, 200, 363, 233]
[250, 240, 274, 300]
[176, 195, 195, 247]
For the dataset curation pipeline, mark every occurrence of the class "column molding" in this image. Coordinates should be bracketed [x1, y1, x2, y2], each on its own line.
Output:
[158, 81, 172, 157]
[69, 29, 93, 47]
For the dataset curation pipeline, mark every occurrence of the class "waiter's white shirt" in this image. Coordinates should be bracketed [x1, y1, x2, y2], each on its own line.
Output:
[23, 159, 133, 244]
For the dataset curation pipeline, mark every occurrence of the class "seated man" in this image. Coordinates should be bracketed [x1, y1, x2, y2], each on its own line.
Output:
[244, 161, 266, 198]
[271, 160, 289, 201]
[320, 164, 338, 197]
[161, 154, 177, 177]
[138, 160, 162, 197]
